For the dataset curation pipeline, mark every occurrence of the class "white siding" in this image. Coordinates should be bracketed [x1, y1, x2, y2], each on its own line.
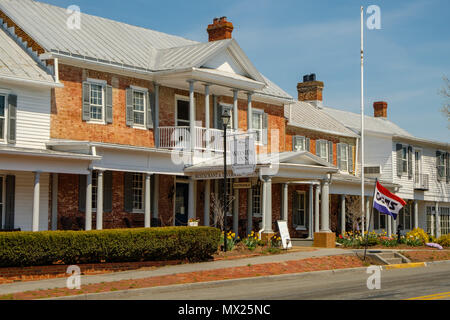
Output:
[359, 134, 393, 181]
[14, 171, 49, 231]
[0, 81, 51, 149]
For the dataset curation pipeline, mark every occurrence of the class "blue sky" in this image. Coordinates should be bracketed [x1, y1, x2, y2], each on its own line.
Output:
[42, 0, 450, 141]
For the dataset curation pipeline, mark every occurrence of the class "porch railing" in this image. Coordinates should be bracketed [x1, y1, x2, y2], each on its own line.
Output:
[414, 173, 429, 190]
[158, 126, 232, 152]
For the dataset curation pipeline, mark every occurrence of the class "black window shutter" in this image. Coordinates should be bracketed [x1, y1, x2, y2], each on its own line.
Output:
[103, 171, 113, 213]
[262, 112, 268, 145]
[126, 88, 134, 127]
[146, 91, 154, 129]
[105, 85, 113, 124]
[7, 94, 17, 144]
[436, 151, 442, 181]
[348, 145, 354, 174]
[124, 172, 133, 213]
[396, 144, 403, 177]
[337, 143, 342, 170]
[5, 175, 15, 229]
[306, 138, 310, 152]
[407, 146, 413, 179]
[78, 175, 87, 213]
[82, 82, 91, 121]
[292, 191, 299, 226]
[445, 152, 450, 183]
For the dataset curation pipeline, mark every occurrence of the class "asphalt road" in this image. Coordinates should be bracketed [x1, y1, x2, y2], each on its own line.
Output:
[60, 263, 450, 300]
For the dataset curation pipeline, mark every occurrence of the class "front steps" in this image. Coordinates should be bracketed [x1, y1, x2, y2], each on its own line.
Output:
[291, 238, 314, 247]
[367, 251, 411, 265]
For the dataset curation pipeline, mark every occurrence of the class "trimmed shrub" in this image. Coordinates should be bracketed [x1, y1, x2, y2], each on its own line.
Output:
[0, 227, 221, 267]
[437, 234, 450, 247]
[406, 228, 429, 245]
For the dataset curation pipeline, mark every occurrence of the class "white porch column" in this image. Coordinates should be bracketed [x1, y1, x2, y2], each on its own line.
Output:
[32, 171, 41, 232]
[204, 84, 210, 129]
[188, 177, 196, 221]
[85, 170, 92, 231]
[308, 184, 314, 239]
[204, 180, 211, 226]
[340, 195, 346, 235]
[247, 92, 253, 131]
[145, 173, 152, 228]
[392, 215, 397, 235]
[414, 200, 419, 229]
[247, 186, 253, 234]
[387, 215, 392, 237]
[320, 179, 331, 232]
[233, 180, 239, 235]
[314, 184, 320, 233]
[152, 174, 159, 222]
[281, 183, 288, 221]
[188, 80, 196, 151]
[262, 176, 273, 233]
[154, 82, 160, 147]
[435, 202, 441, 238]
[233, 89, 239, 130]
[96, 170, 104, 230]
[51, 173, 58, 231]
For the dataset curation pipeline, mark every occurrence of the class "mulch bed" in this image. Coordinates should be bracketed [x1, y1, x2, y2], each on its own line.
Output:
[400, 250, 450, 262]
[0, 255, 363, 300]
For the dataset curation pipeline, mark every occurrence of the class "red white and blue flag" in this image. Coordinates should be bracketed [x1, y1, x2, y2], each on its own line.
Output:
[373, 181, 406, 220]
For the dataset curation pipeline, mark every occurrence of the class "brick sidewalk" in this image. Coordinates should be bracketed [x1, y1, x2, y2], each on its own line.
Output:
[0, 255, 364, 300]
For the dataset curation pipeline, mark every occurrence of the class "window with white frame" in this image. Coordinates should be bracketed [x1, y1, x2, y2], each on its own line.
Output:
[402, 146, 408, 173]
[338, 144, 349, 172]
[133, 90, 146, 126]
[132, 173, 144, 211]
[293, 191, 306, 228]
[293, 136, 306, 151]
[252, 110, 263, 143]
[90, 84, 104, 121]
[318, 140, 329, 162]
[0, 95, 5, 140]
[440, 207, 450, 235]
[437, 152, 446, 180]
[398, 201, 412, 230]
[252, 183, 262, 217]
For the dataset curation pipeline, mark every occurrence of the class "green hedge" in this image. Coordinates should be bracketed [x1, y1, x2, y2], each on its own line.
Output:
[0, 227, 221, 267]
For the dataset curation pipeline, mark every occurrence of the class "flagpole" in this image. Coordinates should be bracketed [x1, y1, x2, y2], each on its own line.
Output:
[360, 6, 365, 235]
[364, 178, 377, 261]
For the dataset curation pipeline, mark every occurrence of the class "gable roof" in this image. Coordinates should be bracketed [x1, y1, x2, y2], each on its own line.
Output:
[0, 25, 55, 85]
[0, 0, 292, 101]
[322, 106, 413, 137]
[285, 101, 359, 138]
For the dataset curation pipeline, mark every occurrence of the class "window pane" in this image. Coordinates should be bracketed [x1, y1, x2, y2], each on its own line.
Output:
[0, 96, 5, 117]
[177, 100, 190, 123]
[132, 173, 144, 210]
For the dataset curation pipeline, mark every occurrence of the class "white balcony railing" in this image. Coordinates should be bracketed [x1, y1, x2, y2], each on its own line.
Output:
[158, 126, 233, 152]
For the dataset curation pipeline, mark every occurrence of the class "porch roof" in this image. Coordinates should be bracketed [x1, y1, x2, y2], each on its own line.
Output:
[0, 145, 100, 161]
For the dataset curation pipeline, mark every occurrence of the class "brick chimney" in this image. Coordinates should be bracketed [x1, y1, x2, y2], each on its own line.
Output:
[297, 74, 324, 108]
[207, 17, 234, 42]
[373, 101, 388, 118]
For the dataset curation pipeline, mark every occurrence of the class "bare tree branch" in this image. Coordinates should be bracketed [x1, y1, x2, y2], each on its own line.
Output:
[440, 76, 450, 129]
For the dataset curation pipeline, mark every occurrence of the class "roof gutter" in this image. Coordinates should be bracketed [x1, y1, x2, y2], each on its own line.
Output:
[0, 74, 63, 88]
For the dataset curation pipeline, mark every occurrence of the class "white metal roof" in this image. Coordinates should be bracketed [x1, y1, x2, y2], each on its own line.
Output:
[322, 106, 413, 137]
[285, 101, 359, 138]
[0, 26, 54, 84]
[0, 0, 292, 101]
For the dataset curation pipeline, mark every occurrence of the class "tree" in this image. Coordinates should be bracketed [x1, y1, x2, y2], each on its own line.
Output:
[440, 76, 450, 129]
[346, 196, 363, 232]
[210, 192, 235, 230]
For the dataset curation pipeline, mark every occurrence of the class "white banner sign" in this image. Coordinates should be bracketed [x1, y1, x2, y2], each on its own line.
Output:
[230, 134, 256, 176]
[277, 220, 292, 249]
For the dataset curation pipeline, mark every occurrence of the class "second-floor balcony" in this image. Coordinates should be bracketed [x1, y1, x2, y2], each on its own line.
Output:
[414, 173, 429, 190]
[158, 126, 230, 153]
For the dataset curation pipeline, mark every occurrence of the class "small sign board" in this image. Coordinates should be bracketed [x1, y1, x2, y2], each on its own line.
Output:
[277, 220, 292, 249]
[230, 135, 256, 176]
[233, 182, 252, 189]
